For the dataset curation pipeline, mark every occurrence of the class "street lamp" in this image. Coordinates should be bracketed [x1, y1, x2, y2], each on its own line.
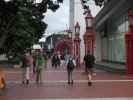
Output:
[74, 22, 81, 67]
[128, 10, 133, 32]
[83, 7, 94, 55]
[75, 22, 80, 35]
[85, 10, 93, 29]
[125, 9, 133, 74]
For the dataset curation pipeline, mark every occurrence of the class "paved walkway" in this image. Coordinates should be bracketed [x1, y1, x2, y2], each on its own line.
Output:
[22, 98, 133, 100]
[1, 97, 133, 100]
[1, 59, 133, 99]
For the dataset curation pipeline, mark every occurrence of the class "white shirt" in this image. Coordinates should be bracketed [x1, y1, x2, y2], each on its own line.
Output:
[66, 58, 76, 66]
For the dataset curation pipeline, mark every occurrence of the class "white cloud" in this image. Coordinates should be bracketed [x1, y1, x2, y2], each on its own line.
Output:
[88, 0, 101, 17]
[43, 0, 101, 34]
[44, 0, 69, 34]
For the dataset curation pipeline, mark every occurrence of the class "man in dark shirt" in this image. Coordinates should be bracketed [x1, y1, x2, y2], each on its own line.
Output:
[83, 51, 95, 86]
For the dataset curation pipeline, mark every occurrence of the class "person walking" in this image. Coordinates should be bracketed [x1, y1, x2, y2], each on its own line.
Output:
[83, 51, 95, 86]
[60, 54, 65, 67]
[22, 51, 31, 85]
[35, 50, 44, 84]
[51, 54, 56, 68]
[43, 53, 48, 68]
[66, 55, 76, 85]
[56, 54, 60, 68]
[51, 53, 59, 68]
[32, 51, 37, 74]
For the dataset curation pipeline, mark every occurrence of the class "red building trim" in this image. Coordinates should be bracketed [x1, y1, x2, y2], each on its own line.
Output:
[125, 9, 133, 74]
[54, 38, 73, 55]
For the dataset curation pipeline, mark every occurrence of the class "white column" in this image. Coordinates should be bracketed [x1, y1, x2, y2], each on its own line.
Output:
[94, 32, 102, 61]
[50, 37, 53, 49]
[74, 0, 85, 63]
[69, 0, 75, 36]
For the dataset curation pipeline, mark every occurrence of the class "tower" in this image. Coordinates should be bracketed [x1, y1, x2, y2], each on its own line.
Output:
[69, 0, 85, 63]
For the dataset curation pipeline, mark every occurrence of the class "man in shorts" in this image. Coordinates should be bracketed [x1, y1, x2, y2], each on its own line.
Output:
[84, 51, 95, 86]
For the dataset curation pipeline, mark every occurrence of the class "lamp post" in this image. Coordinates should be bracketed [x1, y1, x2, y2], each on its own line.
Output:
[75, 23, 80, 35]
[83, 9, 94, 55]
[74, 22, 81, 67]
[125, 9, 133, 74]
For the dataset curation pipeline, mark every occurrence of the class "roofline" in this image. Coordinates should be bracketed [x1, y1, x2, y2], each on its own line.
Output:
[93, 0, 133, 31]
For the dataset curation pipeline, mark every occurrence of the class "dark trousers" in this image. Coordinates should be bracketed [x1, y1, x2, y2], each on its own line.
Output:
[67, 70, 73, 83]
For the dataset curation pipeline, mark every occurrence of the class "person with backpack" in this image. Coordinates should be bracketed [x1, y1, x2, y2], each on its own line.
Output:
[83, 51, 95, 86]
[66, 55, 76, 85]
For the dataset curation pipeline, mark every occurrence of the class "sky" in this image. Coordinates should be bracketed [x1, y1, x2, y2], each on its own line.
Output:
[40, 0, 101, 42]
[88, 0, 101, 17]
[43, 0, 101, 34]
[43, 0, 69, 35]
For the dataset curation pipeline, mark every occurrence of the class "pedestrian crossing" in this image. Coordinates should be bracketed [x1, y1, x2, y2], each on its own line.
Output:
[4, 69, 103, 74]
[6, 79, 133, 84]
[20, 97, 133, 100]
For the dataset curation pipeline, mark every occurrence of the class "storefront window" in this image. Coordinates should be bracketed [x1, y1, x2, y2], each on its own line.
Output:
[106, 14, 127, 62]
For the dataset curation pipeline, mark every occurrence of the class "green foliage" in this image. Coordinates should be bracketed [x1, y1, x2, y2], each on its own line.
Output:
[0, 0, 63, 60]
[93, 0, 105, 7]
[82, 0, 105, 7]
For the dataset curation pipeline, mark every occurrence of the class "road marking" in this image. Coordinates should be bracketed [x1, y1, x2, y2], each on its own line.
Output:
[6, 79, 133, 84]
[20, 97, 133, 100]
[4, 69, 104, 74]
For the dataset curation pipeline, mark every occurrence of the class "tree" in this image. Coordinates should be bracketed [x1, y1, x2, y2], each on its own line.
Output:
[0, 0, 63, 60]
[82, 0, 105, 7]
[93, 0, 105, 7]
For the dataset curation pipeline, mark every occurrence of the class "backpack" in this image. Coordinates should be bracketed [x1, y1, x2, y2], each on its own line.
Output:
[67, 59, 74, 70]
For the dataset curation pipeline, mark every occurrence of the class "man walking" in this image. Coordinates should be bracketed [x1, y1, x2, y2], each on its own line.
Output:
[84, 51, 95, 86]
[22, 51, 31, 85]
[66, 55, 76, 85]
[35, 50, 44, 84]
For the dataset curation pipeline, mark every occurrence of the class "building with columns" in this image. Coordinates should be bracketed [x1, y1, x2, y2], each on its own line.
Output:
[70, 0, 133, 74]
[93, 0, 133, 74]
[94, 0, 128, 62]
